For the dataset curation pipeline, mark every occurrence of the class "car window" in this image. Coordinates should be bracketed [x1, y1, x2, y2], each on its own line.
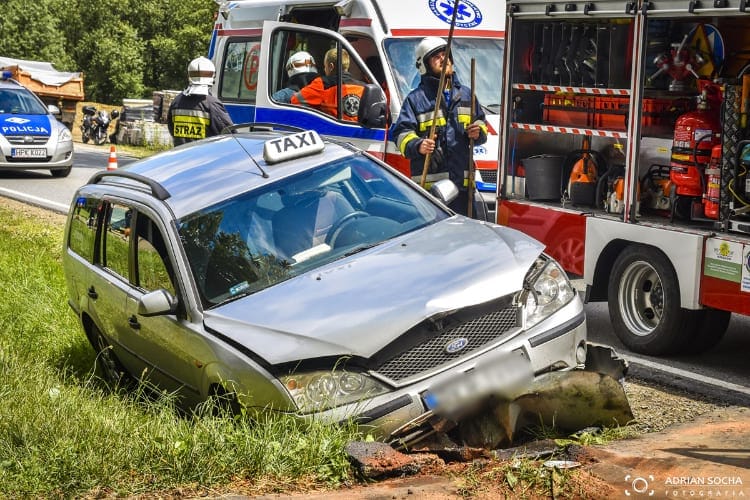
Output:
[178, 153, 448, 308]
[68, 196, 102, 262]
[218, 37, 261, 103]
[134, 213, 176, 296]
[103, 203, 131, 280]
[383, 37, 504, 111]
[0, 88, 48, 115]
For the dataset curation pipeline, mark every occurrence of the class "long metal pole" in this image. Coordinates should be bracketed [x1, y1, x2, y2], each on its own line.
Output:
[467, 58, 476, 217]
[419, 0, 461, 188]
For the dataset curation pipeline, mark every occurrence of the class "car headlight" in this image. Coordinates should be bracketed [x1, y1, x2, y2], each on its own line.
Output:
[279, 370, 390, 413]
[522, 256, 576, 329]
[58, 127, 72, 142]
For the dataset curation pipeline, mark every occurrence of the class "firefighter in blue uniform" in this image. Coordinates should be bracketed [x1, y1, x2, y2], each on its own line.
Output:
[390, 37, 488, 216]
[167, 57, 233, 146]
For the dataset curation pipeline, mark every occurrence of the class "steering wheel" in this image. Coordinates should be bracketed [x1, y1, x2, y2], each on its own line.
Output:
[326, 211, 369, 247]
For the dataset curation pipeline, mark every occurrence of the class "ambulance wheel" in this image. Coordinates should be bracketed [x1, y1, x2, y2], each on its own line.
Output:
[608, 245, 690, 355]
[680, 309, 731, 354]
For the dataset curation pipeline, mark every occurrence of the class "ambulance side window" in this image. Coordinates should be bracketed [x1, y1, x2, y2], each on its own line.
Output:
[218, 37, 262, 103]
[269, 28, 374, 122]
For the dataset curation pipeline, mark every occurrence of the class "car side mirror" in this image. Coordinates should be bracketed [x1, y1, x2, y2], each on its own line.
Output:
[137, 289, 178, 317]
[47, 104, 61, 116]
[430, 179, 459, 205]
[358, 83, 386, 129]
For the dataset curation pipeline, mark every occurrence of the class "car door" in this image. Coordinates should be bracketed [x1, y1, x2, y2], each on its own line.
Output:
[118, 209, 215, 408]
[256, 21, 387, 148]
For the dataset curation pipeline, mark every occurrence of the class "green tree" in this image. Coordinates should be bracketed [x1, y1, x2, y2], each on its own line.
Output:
[1, 0, 217, 103]
[0, 0, 76, 70]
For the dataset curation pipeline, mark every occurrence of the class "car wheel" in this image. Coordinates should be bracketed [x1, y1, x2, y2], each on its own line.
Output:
[90, 324, 129, 386]
[680, 308, 731, 354]
[51, 166, 72, 178]
[608, 244, 692, 355]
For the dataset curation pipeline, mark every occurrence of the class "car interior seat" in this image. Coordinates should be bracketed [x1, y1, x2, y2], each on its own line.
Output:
[272, 190, 353, 260]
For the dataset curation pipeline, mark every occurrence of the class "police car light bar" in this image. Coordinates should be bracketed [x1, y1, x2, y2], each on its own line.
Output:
[263, 130, 325, 164]
[1, 70, 12, 80]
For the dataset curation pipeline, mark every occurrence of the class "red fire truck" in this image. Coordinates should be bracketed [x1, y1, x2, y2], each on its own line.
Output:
[496, 0, 750, 355]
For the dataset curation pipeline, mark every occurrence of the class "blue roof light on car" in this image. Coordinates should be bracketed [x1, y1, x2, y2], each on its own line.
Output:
[263, 130, 325, 164]
[1, 70, 12, 81]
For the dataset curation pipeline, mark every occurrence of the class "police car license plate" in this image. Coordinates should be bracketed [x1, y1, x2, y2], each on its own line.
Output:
[11, 148, 46, 159]
[422, 349, 533, 414]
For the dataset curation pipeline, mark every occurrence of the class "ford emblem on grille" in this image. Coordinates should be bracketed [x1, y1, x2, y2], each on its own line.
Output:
[444, 337, 468, 354]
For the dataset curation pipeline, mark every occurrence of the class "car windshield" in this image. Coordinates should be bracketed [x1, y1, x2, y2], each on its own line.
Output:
[0, 88, 48, 115]
[178, 153, 449, 308]
[384, 37, 504, 113]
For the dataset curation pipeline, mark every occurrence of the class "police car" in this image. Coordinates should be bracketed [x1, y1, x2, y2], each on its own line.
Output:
[0, 71, 73, 177]
[62, 126, 588, 444]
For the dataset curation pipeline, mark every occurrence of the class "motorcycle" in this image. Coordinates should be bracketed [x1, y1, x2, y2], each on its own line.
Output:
[81, 106, 119, 145]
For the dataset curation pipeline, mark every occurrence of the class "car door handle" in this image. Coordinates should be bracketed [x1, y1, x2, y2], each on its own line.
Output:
[87, 286, 98, 299]
[128, 315, 141, 330]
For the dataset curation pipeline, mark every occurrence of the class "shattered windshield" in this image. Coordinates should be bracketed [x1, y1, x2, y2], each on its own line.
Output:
[178, 153, 448, 308]
[384, 37, 504, 114]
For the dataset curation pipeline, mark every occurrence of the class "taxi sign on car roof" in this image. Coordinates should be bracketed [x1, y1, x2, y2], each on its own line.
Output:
[263, 130, 325, 164]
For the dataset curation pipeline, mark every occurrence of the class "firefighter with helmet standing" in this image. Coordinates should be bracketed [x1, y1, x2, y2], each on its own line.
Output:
[390, 36, 487, 216]
[167, 56, 234, 146]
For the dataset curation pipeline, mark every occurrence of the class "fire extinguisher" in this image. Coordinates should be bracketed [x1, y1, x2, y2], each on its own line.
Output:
[670, 81, 722, 198]
[703, 144, 721, 219]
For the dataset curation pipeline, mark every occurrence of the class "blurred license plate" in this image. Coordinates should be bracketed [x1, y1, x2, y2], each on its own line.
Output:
[11, 148, 46, 158]
[423, 350, 533, 413]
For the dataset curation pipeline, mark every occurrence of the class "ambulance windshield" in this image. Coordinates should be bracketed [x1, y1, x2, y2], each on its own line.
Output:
[384, 37, 503, 113]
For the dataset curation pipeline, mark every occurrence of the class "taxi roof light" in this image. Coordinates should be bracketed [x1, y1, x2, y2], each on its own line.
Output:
[263, 130, 325, 164]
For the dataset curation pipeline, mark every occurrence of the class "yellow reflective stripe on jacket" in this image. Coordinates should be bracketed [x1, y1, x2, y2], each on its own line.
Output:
[418, 117, 447, 132]
[172, 109, 211, 140]
[397, 131, 419, 156]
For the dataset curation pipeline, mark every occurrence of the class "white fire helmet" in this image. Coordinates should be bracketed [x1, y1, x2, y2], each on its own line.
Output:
[415, 36, 448, 75]
[186, 56, 215, 95]
[286, 51, 317, 77]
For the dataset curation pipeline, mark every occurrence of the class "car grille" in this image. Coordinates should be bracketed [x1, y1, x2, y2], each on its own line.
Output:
[477, 168, 497, 184]
[4, 135, 49, 145]
[5, 156, 53, 163]
[374, 304, 519, 383]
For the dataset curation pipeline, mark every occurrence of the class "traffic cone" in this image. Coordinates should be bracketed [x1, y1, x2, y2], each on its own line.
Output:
[107, 145, 118, 171]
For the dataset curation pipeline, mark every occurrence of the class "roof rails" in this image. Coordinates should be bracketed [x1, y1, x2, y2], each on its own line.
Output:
[89, 170, 171, 200]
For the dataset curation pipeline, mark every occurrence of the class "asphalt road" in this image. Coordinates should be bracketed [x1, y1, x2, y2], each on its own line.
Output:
[1, 141, 748, 405]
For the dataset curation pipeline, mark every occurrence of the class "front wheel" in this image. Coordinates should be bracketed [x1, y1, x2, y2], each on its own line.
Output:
[81, 129, 91, 144]
[50, 166, 72, 178]
[94, 128, 107, 145]
[608, 245, 693, 355]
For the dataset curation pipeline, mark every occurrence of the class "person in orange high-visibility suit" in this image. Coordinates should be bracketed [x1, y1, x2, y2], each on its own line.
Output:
[291, 48, 365, 122]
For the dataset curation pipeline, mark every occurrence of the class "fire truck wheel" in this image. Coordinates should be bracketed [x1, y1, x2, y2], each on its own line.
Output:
[679, 309, 731, 354]
[608, 245, 691, 355]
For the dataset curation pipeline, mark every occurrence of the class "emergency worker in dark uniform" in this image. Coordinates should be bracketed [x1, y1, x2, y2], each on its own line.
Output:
[390, 37, 488, 216]
[291, 48, 365, 122]
[167, 56, 233, 146]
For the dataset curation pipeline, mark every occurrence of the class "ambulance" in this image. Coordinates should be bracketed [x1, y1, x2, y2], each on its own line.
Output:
[208, 0, 504, 217]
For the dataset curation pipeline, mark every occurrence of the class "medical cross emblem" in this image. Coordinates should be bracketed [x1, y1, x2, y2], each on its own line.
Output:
[429, 0, 483, 28]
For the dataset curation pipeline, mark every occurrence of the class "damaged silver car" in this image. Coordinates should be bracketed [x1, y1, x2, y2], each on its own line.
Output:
[63, 126, 631, 449]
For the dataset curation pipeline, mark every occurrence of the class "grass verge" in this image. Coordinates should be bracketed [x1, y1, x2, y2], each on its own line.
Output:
[0, 202, 361, 497]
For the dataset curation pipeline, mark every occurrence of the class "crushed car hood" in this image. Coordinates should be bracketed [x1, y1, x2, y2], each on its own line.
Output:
[203, 218, 544, 365]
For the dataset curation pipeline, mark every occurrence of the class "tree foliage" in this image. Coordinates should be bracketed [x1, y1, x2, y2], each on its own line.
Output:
[2, 0, 217, 103]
